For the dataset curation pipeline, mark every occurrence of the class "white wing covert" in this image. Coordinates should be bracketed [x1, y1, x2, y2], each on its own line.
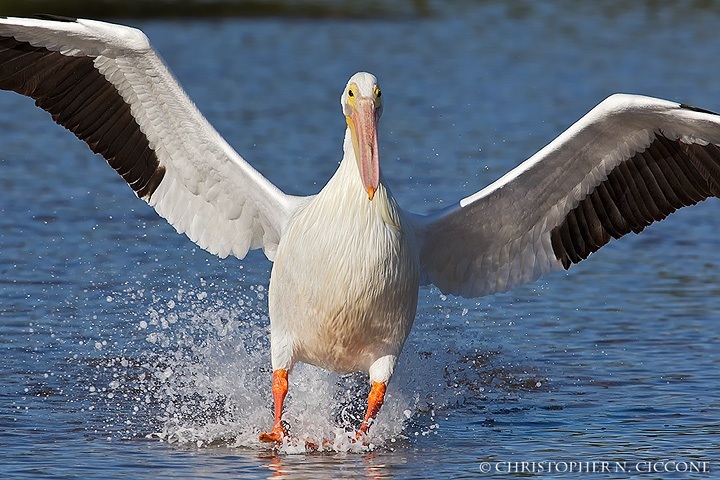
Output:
[410, 94, 720, 297]
[0, 15, 303, 260]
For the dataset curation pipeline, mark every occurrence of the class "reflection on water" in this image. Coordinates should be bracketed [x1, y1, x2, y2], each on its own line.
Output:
[261, 450, 397, 479]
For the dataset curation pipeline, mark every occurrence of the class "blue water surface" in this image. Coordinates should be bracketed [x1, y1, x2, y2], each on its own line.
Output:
[1, 2, 719, 478]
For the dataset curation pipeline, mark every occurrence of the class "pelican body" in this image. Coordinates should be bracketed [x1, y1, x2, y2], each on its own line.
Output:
[264, 75, 421, 440]
[271, 151, 419, 379]
[2, 16, 720, 443]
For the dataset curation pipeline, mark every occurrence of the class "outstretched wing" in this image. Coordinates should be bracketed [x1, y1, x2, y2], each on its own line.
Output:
[0, 15, 304, 260]
[410, 94, 720, 297]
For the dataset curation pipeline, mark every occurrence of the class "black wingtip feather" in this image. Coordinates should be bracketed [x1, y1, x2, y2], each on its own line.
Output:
[680, 103, 720, 116]
[1, 14, 75, 23]
[32, 14, 78, 22]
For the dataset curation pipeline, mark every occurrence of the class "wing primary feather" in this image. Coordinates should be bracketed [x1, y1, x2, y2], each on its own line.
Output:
[577, 194, 603, 254]
[579, 189, 610, 248]
[688, 142, 720, 195]
[641, 148, 682, 210]
[593, 181, 626, 238]
[635, 156, 672, 216]
[624, 153, 664, 222]
[650, 141, 697, 205]
[617, 160, 652, 231]
[655, 136, 706, 201]
[604, 164, 638, 232]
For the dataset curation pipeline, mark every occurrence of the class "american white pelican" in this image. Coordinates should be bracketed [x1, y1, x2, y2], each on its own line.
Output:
[2, 16, 720, 443]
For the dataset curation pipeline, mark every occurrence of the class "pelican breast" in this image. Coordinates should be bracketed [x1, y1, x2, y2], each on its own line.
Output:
[268, 163, 420, 374]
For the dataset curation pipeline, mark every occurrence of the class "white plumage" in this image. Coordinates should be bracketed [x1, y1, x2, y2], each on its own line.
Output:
[270, 132, 419, 381]
[2, 16, 720, 442]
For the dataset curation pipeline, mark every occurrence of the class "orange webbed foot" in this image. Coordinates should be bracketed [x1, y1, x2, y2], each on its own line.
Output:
[259, 424, 286, 443]
[354, 430, 370, 446]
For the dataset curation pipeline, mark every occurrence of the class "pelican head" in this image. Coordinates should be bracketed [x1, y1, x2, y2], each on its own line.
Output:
[342, 72, 383, 201]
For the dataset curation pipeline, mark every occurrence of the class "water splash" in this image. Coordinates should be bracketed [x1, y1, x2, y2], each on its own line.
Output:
[65, 279, 547, 454]
[78, 280, 442, 454]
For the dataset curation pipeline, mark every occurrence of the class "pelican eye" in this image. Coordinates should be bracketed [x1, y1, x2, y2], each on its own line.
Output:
[347, 86, 359, 109]
[373, 86, 383, 109]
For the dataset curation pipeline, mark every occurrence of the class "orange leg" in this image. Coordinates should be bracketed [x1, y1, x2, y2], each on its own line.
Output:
[259, 369, 289, 443]
[358, 381, 387, 437]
